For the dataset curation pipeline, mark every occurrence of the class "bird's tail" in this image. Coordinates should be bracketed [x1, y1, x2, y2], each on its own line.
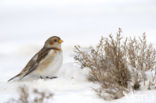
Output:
[8, 73, 22, 82]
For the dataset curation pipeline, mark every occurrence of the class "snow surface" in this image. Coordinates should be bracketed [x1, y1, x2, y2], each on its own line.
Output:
[0, 42, 156, 103]
[0, 0, 156, 102]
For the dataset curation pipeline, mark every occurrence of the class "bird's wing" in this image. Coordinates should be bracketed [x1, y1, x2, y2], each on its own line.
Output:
[8, 54, 39, 82]
[8, 53, 40, 82]
[20, 47, 51, 79]
[8, 47, 58, 81]
[21, 57, 39, 79]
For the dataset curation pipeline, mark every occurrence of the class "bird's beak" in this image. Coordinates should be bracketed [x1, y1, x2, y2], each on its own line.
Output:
[59, 39, 63, 43]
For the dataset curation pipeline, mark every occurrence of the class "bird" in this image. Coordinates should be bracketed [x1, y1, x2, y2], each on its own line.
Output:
[8, 36, 63, 81]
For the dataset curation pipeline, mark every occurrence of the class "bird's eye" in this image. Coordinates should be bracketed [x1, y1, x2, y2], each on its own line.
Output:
[54, 39, 57, 42]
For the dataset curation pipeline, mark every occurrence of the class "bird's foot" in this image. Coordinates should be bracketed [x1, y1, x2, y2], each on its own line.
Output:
[40, 76, 44, 79]
[46, 76, 57, 79]
[40, 76, 57, 80]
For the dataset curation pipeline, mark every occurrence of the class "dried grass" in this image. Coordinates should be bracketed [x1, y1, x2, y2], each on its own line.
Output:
[74, 28, 156, 100]
[6, 86, 53, 103]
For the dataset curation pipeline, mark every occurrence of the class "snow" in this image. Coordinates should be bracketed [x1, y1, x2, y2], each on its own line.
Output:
[0, 42, 156, 103]
[0, 0, 156, 102]
[0, 44, 101, 103]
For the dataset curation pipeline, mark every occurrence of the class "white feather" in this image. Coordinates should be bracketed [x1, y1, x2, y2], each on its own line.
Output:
[31, 50, 63, 78]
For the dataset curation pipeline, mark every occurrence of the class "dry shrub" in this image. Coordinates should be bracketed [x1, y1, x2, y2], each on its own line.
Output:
[74, 28, 156, 100]
[6, 86, 53, 103]
[126, 34, 156, 90]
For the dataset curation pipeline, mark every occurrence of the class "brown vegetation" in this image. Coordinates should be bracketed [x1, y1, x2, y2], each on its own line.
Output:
[6, 86, 53, 103]
[74, 28, 156, 100]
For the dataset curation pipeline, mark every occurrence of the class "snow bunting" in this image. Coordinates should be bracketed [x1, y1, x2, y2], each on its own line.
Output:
[8, 36, 63, 81]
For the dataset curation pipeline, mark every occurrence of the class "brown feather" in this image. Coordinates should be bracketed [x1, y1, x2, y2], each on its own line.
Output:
[21, 47, 61, 78]
[8, 47, 61, 81]
[8, 73, 21, 82]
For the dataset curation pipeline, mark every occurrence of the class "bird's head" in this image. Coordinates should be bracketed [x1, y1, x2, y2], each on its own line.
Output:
[44, 36, 63, 49]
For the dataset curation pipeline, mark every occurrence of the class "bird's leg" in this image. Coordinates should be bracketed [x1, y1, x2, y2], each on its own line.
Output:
[46, 76, 57, 79]
[40, 76, 43, 79]
[40, 76, 57, 79]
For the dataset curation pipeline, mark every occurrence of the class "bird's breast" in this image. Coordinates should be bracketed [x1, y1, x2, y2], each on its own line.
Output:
[35, 50, 63, 76]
